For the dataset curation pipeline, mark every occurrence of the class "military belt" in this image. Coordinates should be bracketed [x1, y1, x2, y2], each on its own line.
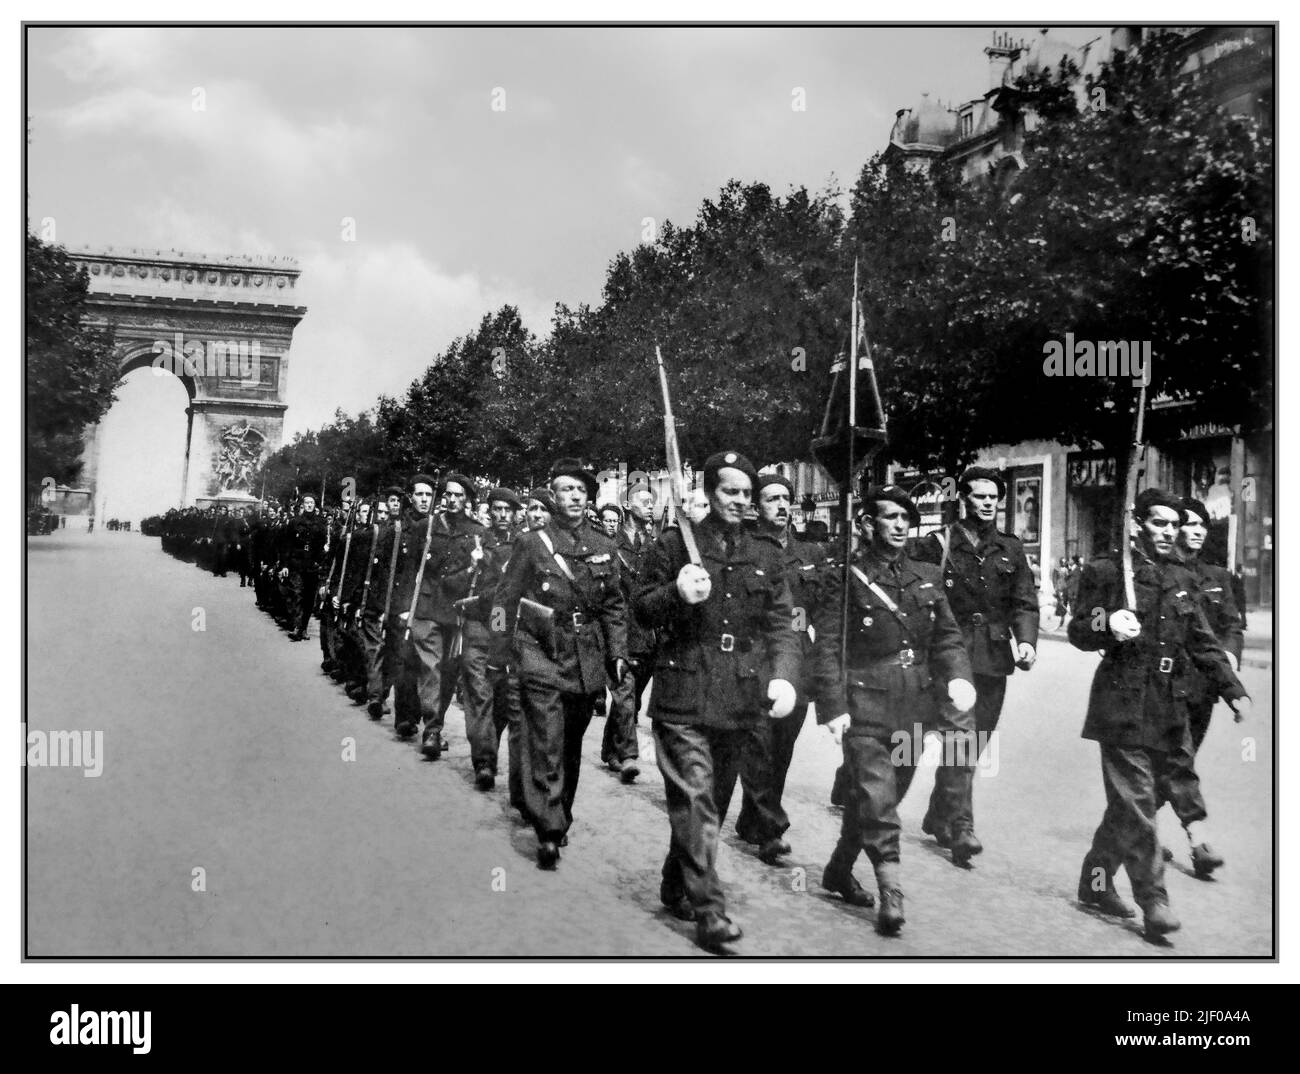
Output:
[718, 633, 753, 653]
[1157, 656, 1174, 674]
[853, 648, 918, 671]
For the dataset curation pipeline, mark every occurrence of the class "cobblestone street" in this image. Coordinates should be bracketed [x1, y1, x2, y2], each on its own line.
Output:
[26, 532, 1274, 957]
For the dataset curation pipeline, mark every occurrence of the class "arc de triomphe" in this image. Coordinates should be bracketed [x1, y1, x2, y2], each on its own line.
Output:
[73, 247, 307, 510]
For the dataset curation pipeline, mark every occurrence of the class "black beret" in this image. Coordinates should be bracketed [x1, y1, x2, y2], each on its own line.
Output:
[486, 487, 523, 509]
[440, 472, 476, 501]
[755, 472, 794, 499]
[1181, 497, 1210, 525]
[381, 485, 405, 499]
[1133, 488, 1184, 521]
[861, 484, 921, 528]
[958, 466, 1007, 500]
[527, 488, 557, 512]
[548, 457, 599, 500]
[702, 451, 758, 493]
[410, 473, 437, 491]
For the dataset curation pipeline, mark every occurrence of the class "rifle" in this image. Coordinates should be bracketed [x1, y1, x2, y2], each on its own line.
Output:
[655, 345, 701, 566]
[355, 508, 380, 628]
[315, 506, 341, 617]
[332, 500, 360, 628]
[403, 512, 437, 642]
[449, 534, 485, 661]
[379, 517, 403, 642]
[1121, 379, 1150, 611]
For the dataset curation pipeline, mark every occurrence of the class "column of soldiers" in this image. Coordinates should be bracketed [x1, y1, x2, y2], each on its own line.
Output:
[148, 459, 1252, 953]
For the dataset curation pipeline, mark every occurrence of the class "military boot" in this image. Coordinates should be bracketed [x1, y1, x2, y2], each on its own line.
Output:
[1190, 842, 1225, 879]
[1076, 858, 1135, 918]
[949, 828, 983, 866]
[874, 862, 906, 935]
[1142, 901, 1181, 938]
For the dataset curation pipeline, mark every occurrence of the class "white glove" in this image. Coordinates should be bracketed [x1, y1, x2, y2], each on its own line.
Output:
[766, 678, 796, 718]
[827, 713, 851, 745]
[1108, 609, 1141, 641]
[469, 545, 485, 565]
[675, 563, 712, 605]
[331, 596, 340, 609]
[1230, 696, 1252, 723]
[1016, 642, 1036, 669]
[1227, 651, 1240, 673]
[947, 678, 976, 713]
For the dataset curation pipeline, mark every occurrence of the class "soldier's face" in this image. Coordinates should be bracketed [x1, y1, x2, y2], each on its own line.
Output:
[757, 484, 790, 529]
[870, 502, 911, 550]
[376, 503, 390, 522]
[444, 482, 468, 514]
[527, 500, 550, 530]
[599, 510, 620, 536]
[412, 483, 434, 515]
[489, 501, 514, 531]
[709, 468, 752, 526]
[301, 496, 316, 515]
[551, 477, 588, 523]
[627, 488, 654, 523]
[386, 495, 402, 516]
[1140, 506, 1180, 556]
[1178, 510, 1207, 553]
[357, 504, 371, 524]
[963, 479, 1000, 523]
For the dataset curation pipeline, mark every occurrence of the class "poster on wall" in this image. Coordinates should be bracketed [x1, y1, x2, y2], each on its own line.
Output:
[1014, 476, 1041, 545]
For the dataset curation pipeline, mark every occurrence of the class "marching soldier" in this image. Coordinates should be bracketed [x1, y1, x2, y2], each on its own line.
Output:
[280, 493, 328, 642]
[912, 466, 1039, 866]
[600, 483, 659, 783]
[819, 485, 976, 936]
[336, 499, 374, 702]
[1161, 497, 1246, 877]
[634, 451, 800, 951]
[496, 459, 627, 868]
[390, 473, 486, 759]
[736, 473, 838, 860]
[360, 487, 406, 722]
[525, 489, 554, 532]
[1068, 488, 1250, 938]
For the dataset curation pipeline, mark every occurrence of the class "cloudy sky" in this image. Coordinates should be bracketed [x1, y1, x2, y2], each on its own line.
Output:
[27, 24, 1104, 514]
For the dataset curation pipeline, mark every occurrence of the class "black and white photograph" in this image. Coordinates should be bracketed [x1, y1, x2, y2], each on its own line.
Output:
[21, 15, 1277, 970]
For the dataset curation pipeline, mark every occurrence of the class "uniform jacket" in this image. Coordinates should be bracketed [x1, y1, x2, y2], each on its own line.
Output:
[754, 528, 839, 711]
[818, 547, 972, 737]
[280, 512, 328, 572]
[340, 521, 382, 611]
[1184, 556, 1245, 706]
[615, 523, 658, 657]
[914, 523, 1039, 676]
[390, 509, 488, 626]
[365, 517, 405, 616]
[476, 528, 518, 667]
[634, 514, 801, 729]
[1067, 547, 1245, 749]
[497, 518, 627, 694]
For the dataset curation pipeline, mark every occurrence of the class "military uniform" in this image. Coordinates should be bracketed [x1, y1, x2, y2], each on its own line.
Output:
[913, 519, 1038, 845]
[600, 519, 657, 771]
[1183, 557, 1244, 753]
[497, 515, 627, 849]
[634, 512, 800, 925]
[819, 545, 972, 903]
[1068, 543, 1245, 919]
[474, 521, 526, 805]
[283, 510, 328, 639]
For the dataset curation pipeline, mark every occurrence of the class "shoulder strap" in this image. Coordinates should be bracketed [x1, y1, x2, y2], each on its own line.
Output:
[849, 564, 908, 628]
[536, 530, 577, 583]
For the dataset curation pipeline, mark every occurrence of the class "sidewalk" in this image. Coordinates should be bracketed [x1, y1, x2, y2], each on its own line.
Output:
[1037, 607, 1273, 668]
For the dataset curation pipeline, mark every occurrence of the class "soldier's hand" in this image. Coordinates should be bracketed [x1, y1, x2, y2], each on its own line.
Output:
[1015, 642, 1036, 670]
[827, 713, 851, 745]
[675, 564, 712, 605]
[1230, 695, 1252, 723]
[279, 568, 288, 581]
[1108, 609, 1141, 641]
[947, 678, 977, 713]
[469, 545, 485, 565]
[331, 596, 340, 609]
[766, 678, 796, 718]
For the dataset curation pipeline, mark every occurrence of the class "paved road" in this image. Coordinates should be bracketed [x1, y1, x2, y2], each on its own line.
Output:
[25, 531, 1274, 957]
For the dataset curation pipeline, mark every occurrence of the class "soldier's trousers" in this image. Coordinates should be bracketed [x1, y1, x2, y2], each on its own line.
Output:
[487, 664, 525, 808]
[460, 623, 507, 774]
[830, 725, 973, 870]
[736, 701, 807, 842]
[360, 611, 392, 707]
[655, 719, 781, 917]
[519, 679, 596, 841]
[600, 656, 650, 764]
[925, 673, 1007, 834]
[1188, 697, 1214, 755]
[289, 569, 319, 634]
[1086, 742, 1202, 909]
[399, 618, 456, 741]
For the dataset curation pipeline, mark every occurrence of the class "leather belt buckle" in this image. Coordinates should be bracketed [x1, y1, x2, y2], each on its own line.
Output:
[1158, 656, 1174, 673]
[898, 648, 915, 668]
[970, 612, 986, 626]
[572, 611, 587, 628]
[720, 633, 735, 652]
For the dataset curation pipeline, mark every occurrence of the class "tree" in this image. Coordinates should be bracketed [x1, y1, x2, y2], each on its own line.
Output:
[25, 232, 120, 500]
